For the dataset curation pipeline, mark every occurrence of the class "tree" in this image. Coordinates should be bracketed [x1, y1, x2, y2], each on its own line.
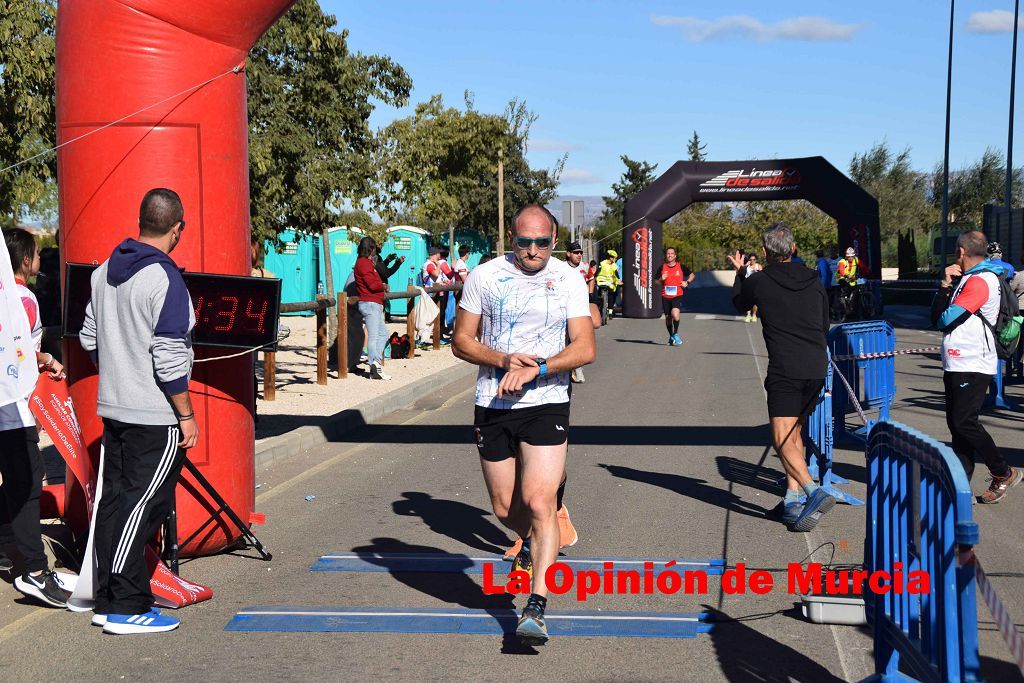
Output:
[687, 131, 707, 162]
[374, 93, 562, 240]
[592, 155, 658, 242]
[247, 0, 411, 243]
[849, 141, 936, 240]
[0, 0, 57, 225]
[931, 147, 1024, 228]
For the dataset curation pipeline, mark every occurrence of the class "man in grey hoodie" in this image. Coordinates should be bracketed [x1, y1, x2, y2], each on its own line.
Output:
[80, 188, 197, 635]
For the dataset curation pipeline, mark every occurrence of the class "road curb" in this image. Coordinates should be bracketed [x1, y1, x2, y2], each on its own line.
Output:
[254, 360, 477, 471]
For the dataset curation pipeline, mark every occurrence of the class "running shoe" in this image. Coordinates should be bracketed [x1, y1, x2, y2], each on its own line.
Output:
[668, 335, 675, 346]
[979, 466, 1022, 504]
[14, 569, 68, 608]
[0, 551, 12, 572]
[790, 488, 836, 532]
[745, 313, 752, 322]
[672, 334, 683, 346]
[370, 362, 392, 381]
[103, 610, 179, 635]
[516, 596, 548, 645]
[781, 501, 804, 526]
[511, 544, 532, 580]
[558, 504, 579, 547]
[92, 607, 162, 627]
[504, 537, 523, 561]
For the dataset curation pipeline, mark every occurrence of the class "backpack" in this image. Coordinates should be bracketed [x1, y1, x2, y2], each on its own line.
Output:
[975, 271, 1024, 360]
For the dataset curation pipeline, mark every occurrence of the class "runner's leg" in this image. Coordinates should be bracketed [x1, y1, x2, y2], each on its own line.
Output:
[480, 457, 530, 540]
[517, 441, 566, 598]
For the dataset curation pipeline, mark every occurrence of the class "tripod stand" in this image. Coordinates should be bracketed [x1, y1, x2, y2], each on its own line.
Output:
[163, 457, 272, 573]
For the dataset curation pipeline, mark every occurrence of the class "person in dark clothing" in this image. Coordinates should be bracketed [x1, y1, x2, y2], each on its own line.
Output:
[375, 253, 405, 322]
[729, 222, 835, 532]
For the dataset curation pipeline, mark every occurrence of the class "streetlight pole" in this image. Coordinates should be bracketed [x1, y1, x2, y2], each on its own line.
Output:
[1007, 0, 1020, 211]
[941, 0, 955, 270]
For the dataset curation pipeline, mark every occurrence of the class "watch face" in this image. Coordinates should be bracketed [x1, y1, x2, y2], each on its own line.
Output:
[64, 263, 282, 350]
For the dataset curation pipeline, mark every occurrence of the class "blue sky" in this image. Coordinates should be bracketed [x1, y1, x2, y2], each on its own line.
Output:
[325, 1, 1024, 197]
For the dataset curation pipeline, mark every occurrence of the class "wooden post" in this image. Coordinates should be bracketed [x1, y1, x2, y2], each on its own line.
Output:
[497, 147, 504, 255]
[337, 292, 347, 379]
[316, 295, 328, 385]
[432, 307, 441, 351]
[263, 351, 276, 401]
[406, 286, 417, 359]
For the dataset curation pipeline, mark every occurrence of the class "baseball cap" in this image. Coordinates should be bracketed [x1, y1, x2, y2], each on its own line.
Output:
[987, 241, 1003, 257]
[845, 247, 856, 257]
[607, 250, 618, 259]
[566, 241, 582, 252]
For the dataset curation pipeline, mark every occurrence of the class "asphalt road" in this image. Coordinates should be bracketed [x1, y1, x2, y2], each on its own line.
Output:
[1, 288, 1022, 682]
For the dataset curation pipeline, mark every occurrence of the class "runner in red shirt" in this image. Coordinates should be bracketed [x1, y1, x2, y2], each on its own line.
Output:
[656, 247, 694, 346]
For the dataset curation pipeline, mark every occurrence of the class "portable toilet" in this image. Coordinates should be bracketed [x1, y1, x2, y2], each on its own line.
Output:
[380, 225, 430, 315]
[318, 226, 364, 297]
[439, 228, 490, 271]
[263, 229, 319, 315]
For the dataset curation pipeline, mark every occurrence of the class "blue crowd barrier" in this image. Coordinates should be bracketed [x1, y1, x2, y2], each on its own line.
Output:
[985, 360, 1012, 410]
[804, 355, 863, 505]
[828, 321, 896, 442]
[863, 421, 980, 683]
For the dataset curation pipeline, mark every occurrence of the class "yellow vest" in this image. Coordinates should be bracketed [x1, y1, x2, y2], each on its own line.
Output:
[596, 259, 618, 289]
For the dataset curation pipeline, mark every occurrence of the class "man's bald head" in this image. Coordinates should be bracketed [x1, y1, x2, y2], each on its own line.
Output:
[511, 204, 558, 236]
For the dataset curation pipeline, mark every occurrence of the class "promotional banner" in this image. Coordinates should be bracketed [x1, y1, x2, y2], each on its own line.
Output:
[621, 157, 881, 318]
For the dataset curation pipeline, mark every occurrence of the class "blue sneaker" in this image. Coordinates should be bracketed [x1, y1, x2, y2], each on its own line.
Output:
[672, 334, 683, 346]
[790, 488, 836, 532]
[668, 336, 675, 346]
[102, 609, 179, 634]
[781, 501, 804, 525]
[92, 606, 161, 627]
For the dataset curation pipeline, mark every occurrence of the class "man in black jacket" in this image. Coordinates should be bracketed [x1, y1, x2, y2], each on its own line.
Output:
[729, 222, 835, 532]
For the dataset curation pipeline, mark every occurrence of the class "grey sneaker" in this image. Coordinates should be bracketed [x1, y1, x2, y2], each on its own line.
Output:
[979, 467, 1022, 504]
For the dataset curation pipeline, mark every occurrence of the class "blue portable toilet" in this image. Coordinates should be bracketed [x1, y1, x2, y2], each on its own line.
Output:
[263, 230, 319, 315]
[318, 226, 364, 298]
[380, 225, 430, 315]
[439, 228, 490, 271]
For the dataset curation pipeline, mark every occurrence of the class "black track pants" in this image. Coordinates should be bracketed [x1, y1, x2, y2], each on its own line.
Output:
[0, 427, 47, 572]
[943, 371, 1009, 480]
[93, 419, 184, 615]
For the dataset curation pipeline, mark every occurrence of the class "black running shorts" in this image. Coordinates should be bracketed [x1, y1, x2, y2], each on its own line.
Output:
[764, 374, 824, 418]
[662, 296, 683, 316]
[473, 402, 570, 462]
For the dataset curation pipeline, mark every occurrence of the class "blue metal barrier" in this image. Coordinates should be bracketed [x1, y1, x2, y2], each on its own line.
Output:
[804, 356, 863, 505]
[828, 321, 896, 441]
[863, 421, 980, 683]
[985, 360, 1012, 410]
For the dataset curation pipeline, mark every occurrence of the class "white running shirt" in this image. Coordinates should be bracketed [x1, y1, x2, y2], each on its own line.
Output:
[459, 254, 590, 409]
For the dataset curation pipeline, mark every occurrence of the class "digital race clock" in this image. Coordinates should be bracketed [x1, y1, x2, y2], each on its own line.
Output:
[63, 263, 282, 350]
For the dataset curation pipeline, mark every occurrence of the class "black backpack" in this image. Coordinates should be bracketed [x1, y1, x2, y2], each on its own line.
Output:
[974, 272, 1023, 360]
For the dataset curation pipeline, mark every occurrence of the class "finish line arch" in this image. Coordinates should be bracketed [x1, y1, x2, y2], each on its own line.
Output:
[620, 157, 880, 319]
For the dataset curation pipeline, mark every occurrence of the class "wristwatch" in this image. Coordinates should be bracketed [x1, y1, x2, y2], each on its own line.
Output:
[536, 358, 548, 377]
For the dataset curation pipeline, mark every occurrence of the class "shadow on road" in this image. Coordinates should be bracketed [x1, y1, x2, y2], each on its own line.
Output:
[599, 463, 769, 519]
[704, 604, 846, 682]
[392, 492, 511, 555]
[349, 537, 536, 655]
[716, 456, 784, 494]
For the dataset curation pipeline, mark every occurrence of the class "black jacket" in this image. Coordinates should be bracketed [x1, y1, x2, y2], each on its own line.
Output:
[732, 261, 829, 380]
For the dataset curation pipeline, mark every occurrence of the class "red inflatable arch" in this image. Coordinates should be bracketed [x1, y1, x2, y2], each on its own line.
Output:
[56, 0, 295, 554]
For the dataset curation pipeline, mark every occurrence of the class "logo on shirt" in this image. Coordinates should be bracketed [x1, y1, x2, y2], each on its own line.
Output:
[947, 348, 961, 357]
[15, 347, 25, 362]
[6, 364, 17, 379]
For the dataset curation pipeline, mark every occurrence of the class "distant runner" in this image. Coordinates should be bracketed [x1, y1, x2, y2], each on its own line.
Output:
[453, 204, 596, 645]
[655, 247, 694, 346]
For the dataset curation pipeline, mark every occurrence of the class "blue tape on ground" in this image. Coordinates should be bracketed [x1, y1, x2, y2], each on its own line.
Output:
[311, 553, 726, 576]
[226, 606, 713, 638]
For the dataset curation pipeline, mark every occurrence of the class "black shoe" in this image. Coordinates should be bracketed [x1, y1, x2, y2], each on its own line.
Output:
[0, 551, 12, 572]
[15, 569, 68, 607]
[516, 595, 548, 645]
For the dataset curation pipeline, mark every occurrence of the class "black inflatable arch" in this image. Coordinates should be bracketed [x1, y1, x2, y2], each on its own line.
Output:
[620, 156, 880, 319]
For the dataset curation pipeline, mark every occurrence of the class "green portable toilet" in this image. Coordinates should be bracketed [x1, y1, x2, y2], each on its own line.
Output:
[263, 230, 319, 315]
[318, 226, 364, 298]
[380, 225, 430, 315]
[439, 228, 490, 271]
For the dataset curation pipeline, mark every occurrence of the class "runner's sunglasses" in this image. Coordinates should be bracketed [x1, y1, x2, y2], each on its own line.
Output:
[513, 236, 554, 249]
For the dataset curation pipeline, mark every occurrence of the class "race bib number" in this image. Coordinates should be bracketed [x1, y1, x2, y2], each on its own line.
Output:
[664, 286, 678, 297]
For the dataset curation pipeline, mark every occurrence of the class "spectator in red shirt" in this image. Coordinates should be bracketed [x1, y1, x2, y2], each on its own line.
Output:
[354, 236, 390, 381]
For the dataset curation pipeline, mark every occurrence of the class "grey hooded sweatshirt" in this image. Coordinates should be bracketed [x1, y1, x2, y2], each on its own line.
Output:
[80, 239, 195, 425]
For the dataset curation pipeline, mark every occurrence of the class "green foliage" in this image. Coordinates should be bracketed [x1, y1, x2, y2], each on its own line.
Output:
[687, 131, 707, 162]
[850, 141, 937, 240]
[592, 155, 658, 243]
[247, 0, 411, 244]
[374, 93, 562, 241]
[0, 0, 56, 224]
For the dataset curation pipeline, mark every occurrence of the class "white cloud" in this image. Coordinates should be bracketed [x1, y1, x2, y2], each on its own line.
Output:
[560, 168, 601, 185]
[651, 15, 863, 43]
[966, 10, 1024, 34]
[529, 139, 579, 153]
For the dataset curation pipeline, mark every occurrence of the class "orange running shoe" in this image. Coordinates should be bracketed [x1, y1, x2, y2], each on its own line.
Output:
[558, 504, 578, 547]
[504, 536, 524, 561]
